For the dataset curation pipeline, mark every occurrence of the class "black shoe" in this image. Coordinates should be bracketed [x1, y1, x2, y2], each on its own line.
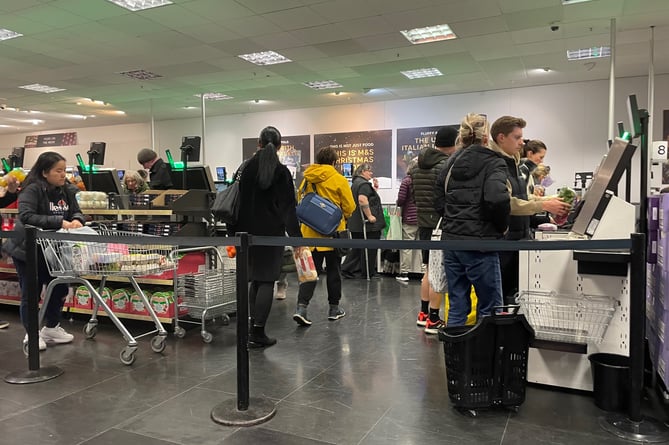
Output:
[341, 271, 356, 279]
[248, 326, 277, 348]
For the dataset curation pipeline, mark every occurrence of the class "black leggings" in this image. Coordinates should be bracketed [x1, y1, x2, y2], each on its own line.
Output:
[249, 281, 274, 327]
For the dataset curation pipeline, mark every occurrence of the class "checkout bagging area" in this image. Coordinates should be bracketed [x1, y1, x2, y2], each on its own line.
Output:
[510, 95, 669, 442]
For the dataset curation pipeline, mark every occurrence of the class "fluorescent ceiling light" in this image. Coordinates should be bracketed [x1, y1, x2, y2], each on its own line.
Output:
[182, 106, 198, 110]
[567, 46, 610, 60]
[401, 24, 457, 45]
[0, 28, 22, 41]
[197, 93, 234, 101]
[238, 51, 292, 66]
[401, 68, 443, 79]
[19, 83, 66, 93]
[303, 80, 343, 90]
[119, 69, 163, 80]
[105, 0, 173, 11]
[561, 0, 593, 4]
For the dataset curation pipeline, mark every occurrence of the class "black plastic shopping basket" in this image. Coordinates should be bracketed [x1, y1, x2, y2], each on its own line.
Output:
[438, 308, 535, 415]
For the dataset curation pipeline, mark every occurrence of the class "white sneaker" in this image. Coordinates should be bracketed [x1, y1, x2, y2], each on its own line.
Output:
[23, 334, 47, 351]
[395, 275, 409, 283]
[40, 324, 74, 344]
[275, 283, 287, 300]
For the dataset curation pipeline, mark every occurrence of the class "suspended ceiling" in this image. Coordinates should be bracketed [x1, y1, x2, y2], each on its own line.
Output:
[0, 0, 668, 134]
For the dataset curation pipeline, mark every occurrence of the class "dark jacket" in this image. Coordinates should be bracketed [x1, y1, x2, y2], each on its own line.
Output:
[148, 158, 173, 190]
[233, 153, 301, 237]
[519, 158, 537, 195]
[442, 145, 510, 240]
[412, 147, 449, 229]
[347, 175, 385, 233]
[396, 175, 417, 225]
[501, 155, 530, 240]
[3, 182, 85, 261]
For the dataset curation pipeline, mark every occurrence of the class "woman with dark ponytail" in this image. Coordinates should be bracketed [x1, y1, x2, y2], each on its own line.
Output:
[234, 126, 303, 347]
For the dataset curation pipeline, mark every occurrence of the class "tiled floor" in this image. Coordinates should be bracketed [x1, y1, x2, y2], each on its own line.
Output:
[0, 276, 665, 445]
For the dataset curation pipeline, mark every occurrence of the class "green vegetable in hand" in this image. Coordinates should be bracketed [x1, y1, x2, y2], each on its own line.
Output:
[558, 187, 576, 205]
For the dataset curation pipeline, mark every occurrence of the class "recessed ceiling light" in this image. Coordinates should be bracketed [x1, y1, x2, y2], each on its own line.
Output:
[567, 46, 610, 60]
[105, 0, 173, 12]
[561, 0, 593, 4]
[119, 69, 163, 80]
[238, 51, 292, 66]
[0, 28, 22, 41]
[303, 80, 343, 90]
[196, 93, 234, 101]
[401, 68, 443, 79]
[400, 24, 457, 45]
[18, 83, 66, 93]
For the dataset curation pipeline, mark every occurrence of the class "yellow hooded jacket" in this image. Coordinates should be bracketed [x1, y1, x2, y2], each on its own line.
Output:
[298, 164, 356, 251]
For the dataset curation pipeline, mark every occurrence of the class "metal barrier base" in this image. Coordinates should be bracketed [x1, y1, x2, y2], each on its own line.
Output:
[211, 397, 276, 427]
[600, 414, 669, 443]
[4, 366, 64, 384]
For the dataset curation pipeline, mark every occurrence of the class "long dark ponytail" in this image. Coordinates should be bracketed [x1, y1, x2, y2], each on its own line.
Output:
[257, 126, 281, 190]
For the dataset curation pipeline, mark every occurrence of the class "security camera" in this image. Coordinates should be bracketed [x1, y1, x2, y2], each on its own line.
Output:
[551, 25, 560, 32]
[0, 105, 5, 110]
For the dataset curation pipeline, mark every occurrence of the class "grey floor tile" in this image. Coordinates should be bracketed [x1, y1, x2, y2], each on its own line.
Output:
[223, 427, 334, 445]
[80, 428, 181, 445]
[502, 418, 637, 444]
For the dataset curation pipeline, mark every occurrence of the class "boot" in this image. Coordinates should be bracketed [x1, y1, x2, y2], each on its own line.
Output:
[248, 325, 277, 348]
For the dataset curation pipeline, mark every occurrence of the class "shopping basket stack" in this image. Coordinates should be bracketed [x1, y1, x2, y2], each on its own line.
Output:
[438, 308, 535, 416]
[174, 249, 236, 343]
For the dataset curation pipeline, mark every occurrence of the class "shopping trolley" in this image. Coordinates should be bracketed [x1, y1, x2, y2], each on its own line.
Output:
[171, 246, 236, 343]
[37, 226, 177, 365]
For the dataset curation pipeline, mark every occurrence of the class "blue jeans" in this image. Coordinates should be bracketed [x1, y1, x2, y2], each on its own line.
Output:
[443, 250, 503, 326]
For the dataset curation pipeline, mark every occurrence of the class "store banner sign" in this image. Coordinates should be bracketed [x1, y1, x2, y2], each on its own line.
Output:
[24, 132, 78, 148]
[396, 125, 445, 179]
[314, 130, 392, 179]
[241, 135, 311, 186]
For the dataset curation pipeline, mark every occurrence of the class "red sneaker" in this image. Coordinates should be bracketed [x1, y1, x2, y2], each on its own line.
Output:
[424, 318, 445, 335]
[416, 311, 429, 327]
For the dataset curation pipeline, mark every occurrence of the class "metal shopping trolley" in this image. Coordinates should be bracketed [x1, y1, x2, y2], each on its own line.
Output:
[171, 246, 236, 343]
[37, 226, 177, 365]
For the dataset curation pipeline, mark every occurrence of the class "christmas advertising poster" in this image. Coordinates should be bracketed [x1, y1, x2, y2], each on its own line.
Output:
[396, 125, 456, 180]
[314, 130, 392, 187]
[242, 135, 310, 186]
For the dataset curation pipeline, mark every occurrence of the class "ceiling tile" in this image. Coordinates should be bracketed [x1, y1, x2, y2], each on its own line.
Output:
[138, 4, 212, 28]
[183, 0, 254, 21]
[263, 6, 328, 31]
[313, 39, 369, 57]
[334, 16, 394, 40]
[290, 24, 346, 45]
[51, 0, 128, 20]
[250, 32, 306, 50]
[235, 0, 305, 14]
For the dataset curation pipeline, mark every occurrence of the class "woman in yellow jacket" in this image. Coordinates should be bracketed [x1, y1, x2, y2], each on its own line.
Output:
[293, 147, 356, 326]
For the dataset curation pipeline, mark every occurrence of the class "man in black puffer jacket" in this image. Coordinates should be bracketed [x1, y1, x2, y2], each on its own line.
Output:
[442, 114, 510, 326]
[411, 126, 458, 334]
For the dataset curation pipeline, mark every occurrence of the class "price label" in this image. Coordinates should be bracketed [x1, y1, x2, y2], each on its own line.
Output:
[652, 141, 668, 161]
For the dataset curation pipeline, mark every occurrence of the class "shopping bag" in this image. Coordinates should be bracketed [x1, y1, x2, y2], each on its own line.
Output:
[294, 248, 318, 282]
[280, 247, 297, 273]
[212, 181, 240, 224]
[386, 207, 402, 241]
[428, 218, 448, 293]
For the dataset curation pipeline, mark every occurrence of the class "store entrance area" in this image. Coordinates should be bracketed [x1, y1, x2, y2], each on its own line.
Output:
[0, 276, 660, 444]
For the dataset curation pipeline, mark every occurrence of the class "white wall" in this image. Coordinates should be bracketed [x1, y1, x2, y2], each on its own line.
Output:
[1, 75, 666, 202]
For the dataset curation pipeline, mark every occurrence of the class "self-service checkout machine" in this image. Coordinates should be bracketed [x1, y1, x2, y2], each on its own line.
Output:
[518, 136, 636, 391]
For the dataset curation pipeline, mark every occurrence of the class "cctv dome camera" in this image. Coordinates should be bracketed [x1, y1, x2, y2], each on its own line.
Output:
[551, 25, 560, 32]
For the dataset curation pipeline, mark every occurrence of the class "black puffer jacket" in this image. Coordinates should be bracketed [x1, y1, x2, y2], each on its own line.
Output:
[442, 145, 510, 240]
[412, 147, 449, 229]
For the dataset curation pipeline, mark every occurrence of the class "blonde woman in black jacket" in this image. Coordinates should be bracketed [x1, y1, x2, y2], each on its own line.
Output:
[3, 152, 85, 350]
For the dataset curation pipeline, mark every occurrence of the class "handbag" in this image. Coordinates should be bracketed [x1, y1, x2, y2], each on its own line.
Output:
[296, 182, 343, 236]
[280, 247, 297, 273]
[428, 218, 448, 293]
[212, 162, 245, 224]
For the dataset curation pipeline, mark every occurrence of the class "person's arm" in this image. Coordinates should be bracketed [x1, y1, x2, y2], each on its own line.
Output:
[357, 183, 376, 223]
[279, 169, 301, 238]
[434, 165, 448, 217]
[484, 163, 511, 234]
[396, 177, 409, 207]
[0, 192, 17, 208]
